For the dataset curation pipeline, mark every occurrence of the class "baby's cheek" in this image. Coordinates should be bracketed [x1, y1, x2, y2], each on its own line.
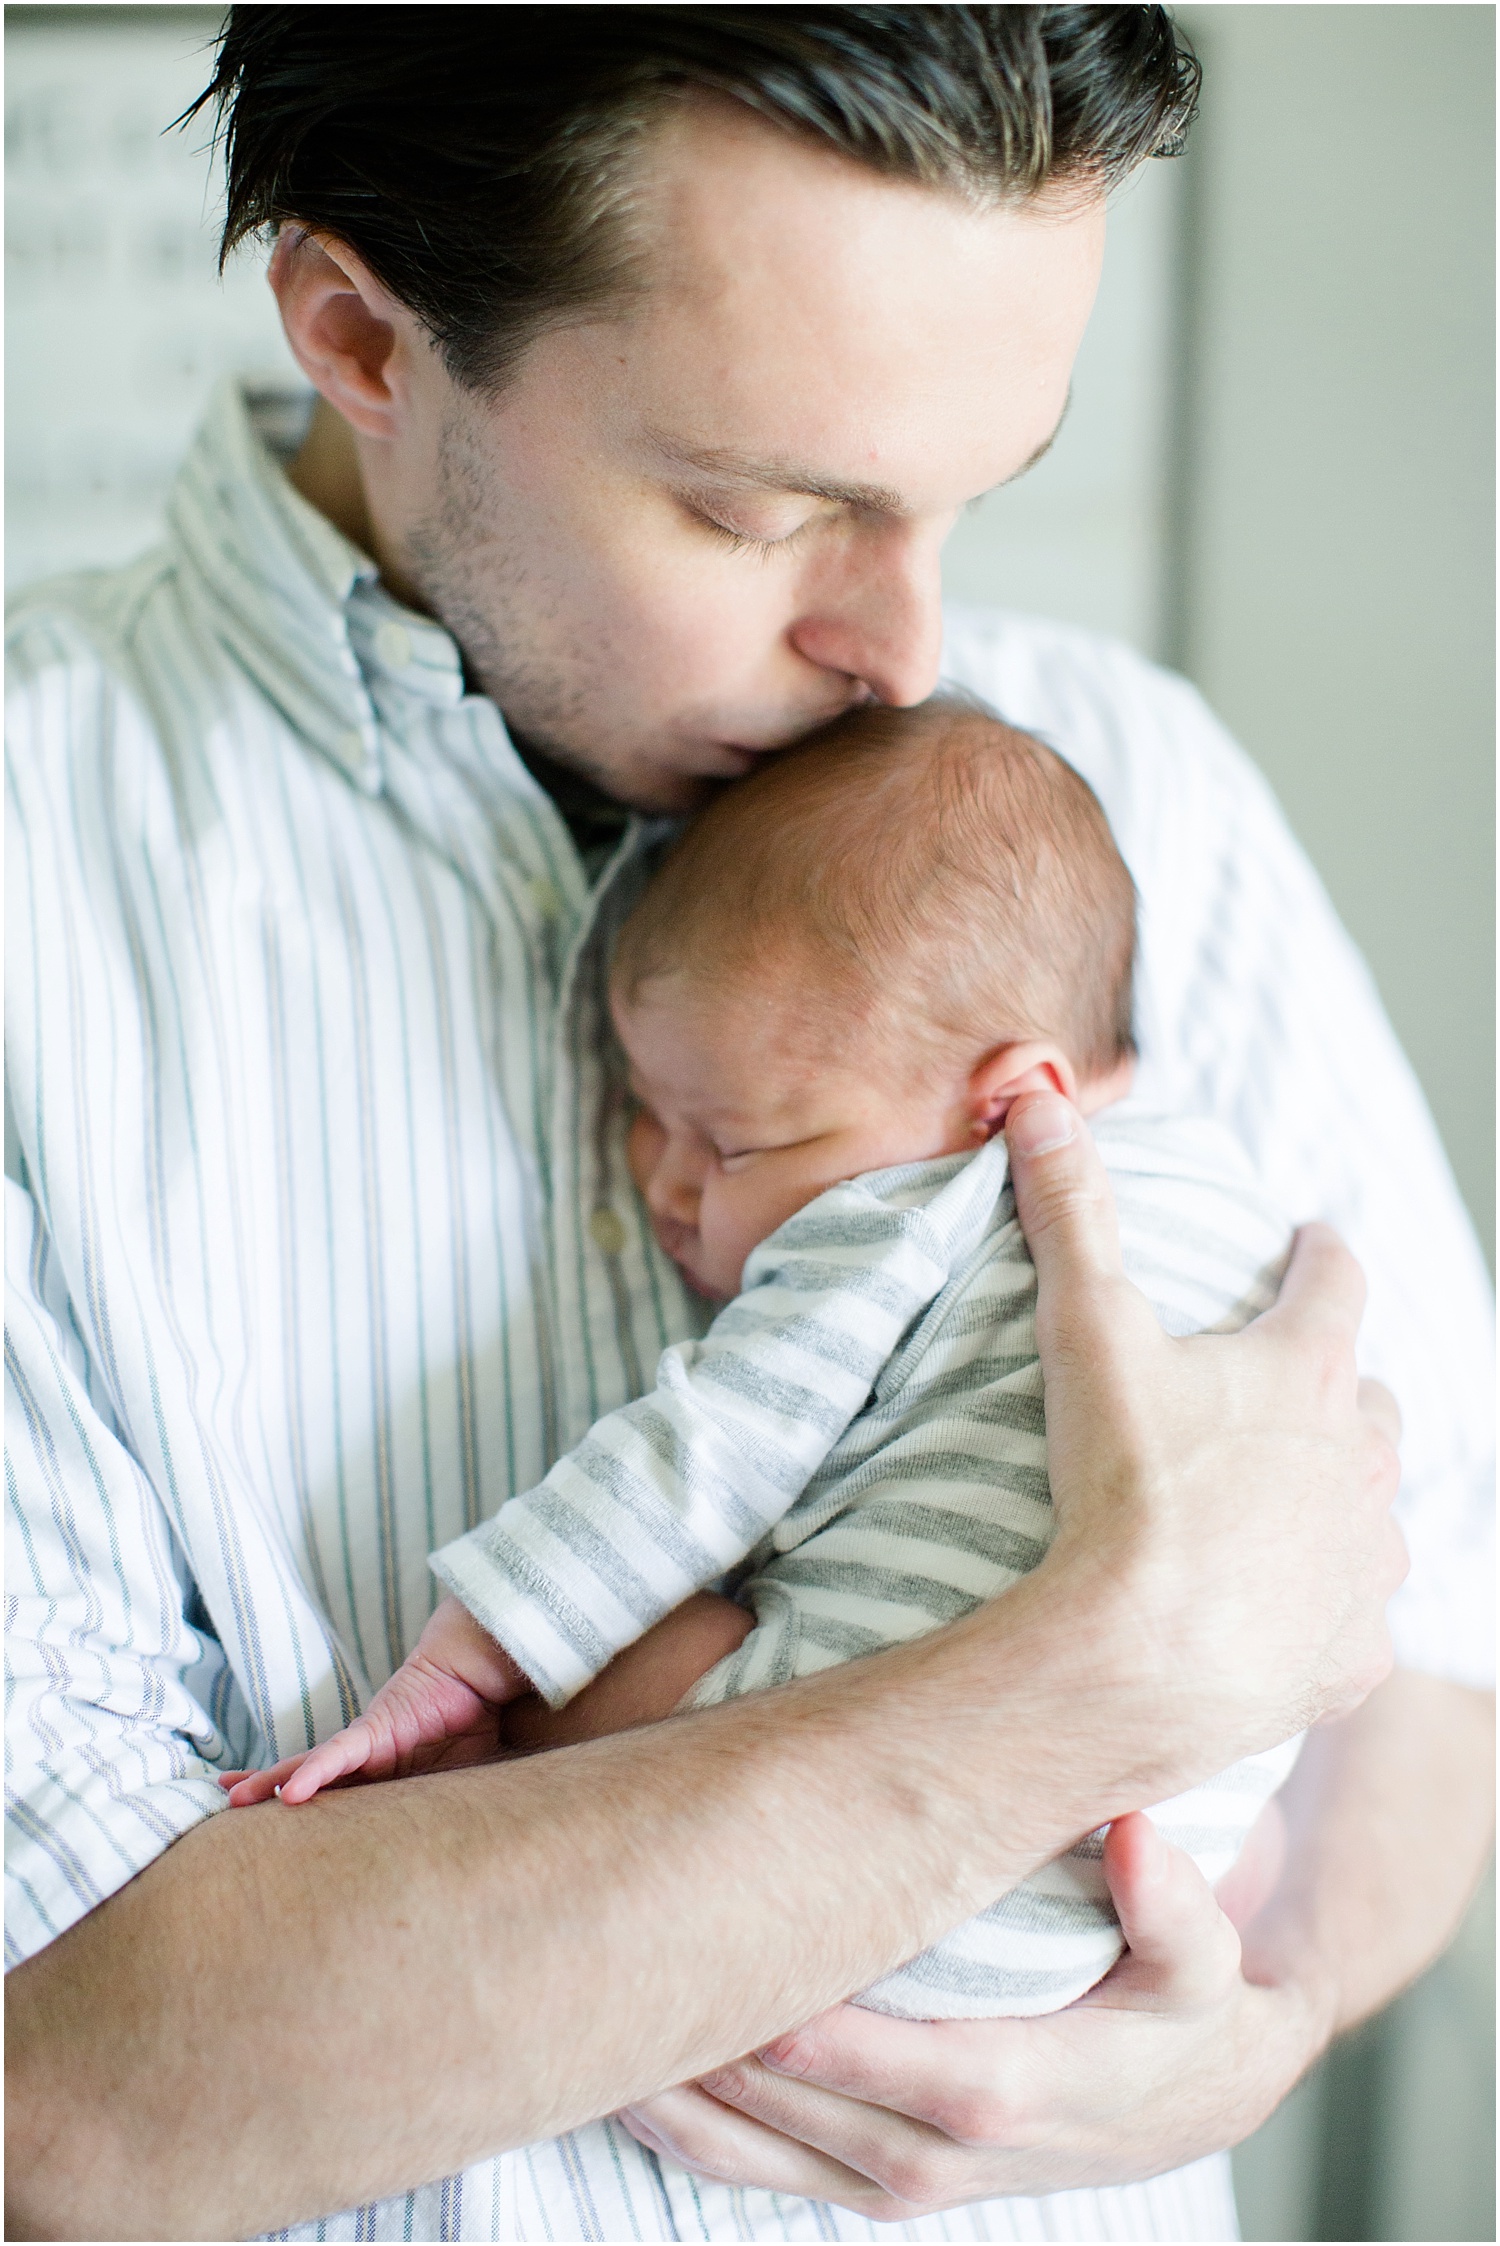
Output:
[708, 1172, 828, 1297]
[695, 1180, 770, 1300]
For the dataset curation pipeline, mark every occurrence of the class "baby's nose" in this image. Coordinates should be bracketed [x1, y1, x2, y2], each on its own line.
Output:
[649, 1156, 704, 1228]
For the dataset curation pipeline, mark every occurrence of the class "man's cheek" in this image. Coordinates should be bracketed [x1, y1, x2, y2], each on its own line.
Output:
[648, 558, 790, 678]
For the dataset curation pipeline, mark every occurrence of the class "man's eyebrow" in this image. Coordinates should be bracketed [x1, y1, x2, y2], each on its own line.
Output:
[646, 432, 908, 515]
[650, 389, 1071, 518]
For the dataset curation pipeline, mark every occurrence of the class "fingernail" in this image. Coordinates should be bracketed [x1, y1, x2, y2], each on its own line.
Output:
[1132, 1814, 1168, 1884]
[756, 2036, 803, 2076]
[1007, 1094, 1075, 1158]
[697, 2066, 743, 2100]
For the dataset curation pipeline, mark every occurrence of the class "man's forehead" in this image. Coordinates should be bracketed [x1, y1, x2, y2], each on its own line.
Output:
[607, 103, 1101, 507]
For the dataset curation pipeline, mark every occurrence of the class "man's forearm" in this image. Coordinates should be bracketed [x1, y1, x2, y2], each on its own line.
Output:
[1245, 1669, 1494, 2047]
[6, 1564, 1177, 2242]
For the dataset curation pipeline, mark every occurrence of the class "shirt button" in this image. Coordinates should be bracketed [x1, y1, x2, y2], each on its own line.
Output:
[589, 1207, 628, 1257]
[375, 621, 412, 671]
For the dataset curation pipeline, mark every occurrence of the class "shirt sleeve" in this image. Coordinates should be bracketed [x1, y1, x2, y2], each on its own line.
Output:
[430, 1143, 1008, 1706]
[5, 1172, 233, 1968]
[942, 609, 1496, 1692]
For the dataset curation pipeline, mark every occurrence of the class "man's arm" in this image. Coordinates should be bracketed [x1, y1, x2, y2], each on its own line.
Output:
[6, 1104, 1402, 2241]
[623, 1667, 1492, 2214]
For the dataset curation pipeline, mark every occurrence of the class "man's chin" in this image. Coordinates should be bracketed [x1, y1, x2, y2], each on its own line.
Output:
[505, 713, 850, 817]
[503, 725, 734, 818]
[588, 736, 786, 815]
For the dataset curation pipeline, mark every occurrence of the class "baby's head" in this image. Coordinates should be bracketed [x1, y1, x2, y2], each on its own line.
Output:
[611, 695, 1137, 1299]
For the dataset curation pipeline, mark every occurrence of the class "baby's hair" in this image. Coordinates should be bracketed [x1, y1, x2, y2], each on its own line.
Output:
[614, 693, 1137, 1083]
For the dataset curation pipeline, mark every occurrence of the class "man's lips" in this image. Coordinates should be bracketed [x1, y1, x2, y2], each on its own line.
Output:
[702, 699, 873, 764]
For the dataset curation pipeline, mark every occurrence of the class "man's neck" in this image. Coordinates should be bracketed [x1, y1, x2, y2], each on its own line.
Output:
[288, 396, 380, 563]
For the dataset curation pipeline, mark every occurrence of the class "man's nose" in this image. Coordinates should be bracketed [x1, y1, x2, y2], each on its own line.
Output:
[787, 524, 947, 709]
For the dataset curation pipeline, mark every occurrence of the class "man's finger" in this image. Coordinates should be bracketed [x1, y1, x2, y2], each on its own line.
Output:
[1251, 1221, 1367, 1361]
[755, 2005, 1055, 2146]
[1090, 1813, 1242, 2012]
[618, 2085, 897, 2211]
[1357, 1375, 1402, 1449]
[1004, 1094, 1123, 1289]
[1004, 1091, 1158, 1419]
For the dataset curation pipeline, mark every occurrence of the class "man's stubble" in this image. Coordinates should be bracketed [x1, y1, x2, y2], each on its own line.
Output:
[403, 397, 631, 801]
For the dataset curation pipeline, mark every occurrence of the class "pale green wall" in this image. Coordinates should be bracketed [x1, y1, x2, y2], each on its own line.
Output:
[1170, 12, 1495, 2238]
[1170, 4, 1495, 1263]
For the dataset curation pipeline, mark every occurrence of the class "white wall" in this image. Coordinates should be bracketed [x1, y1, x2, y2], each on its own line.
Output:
[6, 5, 296, 590]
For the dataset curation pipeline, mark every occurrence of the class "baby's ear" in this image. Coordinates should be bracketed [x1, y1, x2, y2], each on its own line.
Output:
[966, 1042, 1077, 1142]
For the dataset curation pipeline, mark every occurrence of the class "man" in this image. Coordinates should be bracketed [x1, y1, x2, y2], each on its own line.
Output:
[5, 9, 1490, 2240]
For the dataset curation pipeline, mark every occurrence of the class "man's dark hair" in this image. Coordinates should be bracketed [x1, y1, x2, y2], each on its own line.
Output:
[191, 5, 1198, 391]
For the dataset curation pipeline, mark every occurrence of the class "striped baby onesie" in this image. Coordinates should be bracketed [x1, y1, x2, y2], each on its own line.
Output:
[433, 1102, 1301, 2020]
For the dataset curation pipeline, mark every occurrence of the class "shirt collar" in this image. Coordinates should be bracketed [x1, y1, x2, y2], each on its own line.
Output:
[165, 378, 468, 793]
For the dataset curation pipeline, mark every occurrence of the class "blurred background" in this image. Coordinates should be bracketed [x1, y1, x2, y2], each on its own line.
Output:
[6, 6, 1493, 2237]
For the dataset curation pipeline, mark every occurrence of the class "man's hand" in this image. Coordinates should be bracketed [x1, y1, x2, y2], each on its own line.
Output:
[618, 1673, 1495, 2220]
[612, 1094, 1423, 2217]
[618, 1812, 1311, 2215]
[996, 1090, 1405, 1789]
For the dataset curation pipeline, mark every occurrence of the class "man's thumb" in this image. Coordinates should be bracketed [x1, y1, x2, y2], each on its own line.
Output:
[1098, 1812, 1243, 2008]
[1005, 1092, 1123, 1291]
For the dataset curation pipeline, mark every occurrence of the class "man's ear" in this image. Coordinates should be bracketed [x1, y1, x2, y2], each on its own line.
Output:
[268, 228, 419, 441]
[965, 1042, 1077, 1143]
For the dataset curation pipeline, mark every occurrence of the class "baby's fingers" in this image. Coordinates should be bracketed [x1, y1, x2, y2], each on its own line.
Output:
[221, 1751, 314, 1807]
[275, 1721, 379, 1804]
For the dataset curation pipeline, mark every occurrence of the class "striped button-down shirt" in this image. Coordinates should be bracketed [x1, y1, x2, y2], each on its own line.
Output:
[6, 381, 1492, 2242]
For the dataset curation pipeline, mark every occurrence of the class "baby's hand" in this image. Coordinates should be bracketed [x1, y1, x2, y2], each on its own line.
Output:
[219, 1597, 530, 1807]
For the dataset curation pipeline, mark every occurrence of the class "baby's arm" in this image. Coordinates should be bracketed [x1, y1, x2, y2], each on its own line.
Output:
[224, 1592, 750, 1807]
[224, 1160, 995, 1808]
[430, 1147, 1005, 1709]
[503, 1593, 754, 1753]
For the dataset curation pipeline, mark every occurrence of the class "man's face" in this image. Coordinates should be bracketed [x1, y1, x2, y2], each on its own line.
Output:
[374, 102, 1106, 812]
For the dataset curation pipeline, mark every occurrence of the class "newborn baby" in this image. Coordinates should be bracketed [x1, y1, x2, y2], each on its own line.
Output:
[227, 695, 1299, 2018]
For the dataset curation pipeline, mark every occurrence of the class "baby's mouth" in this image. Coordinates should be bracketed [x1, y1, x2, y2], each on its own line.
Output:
[651, 1214, 698, 1268]
[651, 1219, 725, 1302]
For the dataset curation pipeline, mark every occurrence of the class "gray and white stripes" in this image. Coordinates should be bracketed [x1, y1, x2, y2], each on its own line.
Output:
[7, 380, 1491, 2242]
[439, 1110, 1301, 2019]
[433, 1139, 1009, 1704]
